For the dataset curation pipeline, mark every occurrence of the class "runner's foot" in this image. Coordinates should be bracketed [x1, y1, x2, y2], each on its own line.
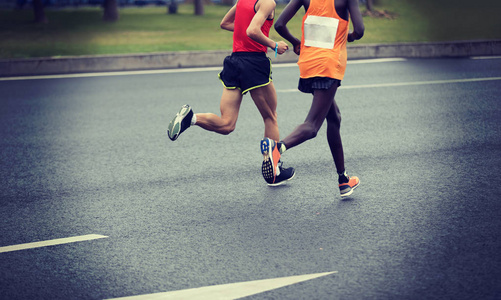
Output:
[267, 163, 295, 187]
[167, 104, 193, 141]
[338, 175, 360, 197]
[261, 138, 281, 184]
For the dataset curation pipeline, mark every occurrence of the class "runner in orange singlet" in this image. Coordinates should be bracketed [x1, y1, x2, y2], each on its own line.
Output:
[261, 0, 364, 197]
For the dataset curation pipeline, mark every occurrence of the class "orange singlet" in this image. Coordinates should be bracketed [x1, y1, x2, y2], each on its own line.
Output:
[297, 0, 349, 80]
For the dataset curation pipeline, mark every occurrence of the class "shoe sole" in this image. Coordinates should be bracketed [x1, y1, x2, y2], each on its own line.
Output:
[268, 170, 296, 187]
[167, 106, 191, 141]
[340, 180, 360, 197]
[261, 139, 276, 184]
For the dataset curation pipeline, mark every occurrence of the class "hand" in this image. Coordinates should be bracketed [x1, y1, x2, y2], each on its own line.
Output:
[276, 41, 289, 55]
[347, 33, 355, 43]
[293, 43, 301, 55]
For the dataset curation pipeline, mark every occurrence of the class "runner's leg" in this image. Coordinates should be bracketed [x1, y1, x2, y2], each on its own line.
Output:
[252, 82, 296, 185]
[195, 88, 243, 135]
[326, 98, 345, 174]
[250, 82, 279, 141]
[281, 82, 339, 149]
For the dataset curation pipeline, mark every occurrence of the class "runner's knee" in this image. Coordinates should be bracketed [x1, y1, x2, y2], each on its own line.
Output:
[301, 122, 318, 140]
[327, 114, 341, 127]
[219, 122, 236, 135]
[327, 107, 341, 127]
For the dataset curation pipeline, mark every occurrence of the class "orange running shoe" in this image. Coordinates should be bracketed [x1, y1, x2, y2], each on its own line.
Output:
[260, 138, 281, 185]
[339, 175, 360, 197]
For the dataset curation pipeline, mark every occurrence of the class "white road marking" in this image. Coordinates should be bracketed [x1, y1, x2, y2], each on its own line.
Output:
[0, 234, 108, 253]
[471, 56, 501, 60]
[277, 76, 501, 93]
[0, 58, 406, 81]
[273, 58, 407, 69]
[347, 58, 407, 64]
[107, 271, 337, 300]
[0, 67, 223, 81]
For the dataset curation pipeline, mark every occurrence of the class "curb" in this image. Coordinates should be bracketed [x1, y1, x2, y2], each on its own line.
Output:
[1, 40, 500, 77]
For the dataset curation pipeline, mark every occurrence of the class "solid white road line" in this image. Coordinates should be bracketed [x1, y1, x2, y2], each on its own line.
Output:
[471, 56, 501, 60]
[277, 76, 501, 93]
[0, 67, 223, 81]
[273, 58, 407, 69]
[347, 58, 407, 64]
[107, 271, 337, 300]
[0, 234, 109, 253]
[0, 58, 407, 81]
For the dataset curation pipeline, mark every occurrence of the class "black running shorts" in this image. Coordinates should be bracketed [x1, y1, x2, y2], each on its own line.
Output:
[298, 77, 341, 94]
[219, 52, 272, 95]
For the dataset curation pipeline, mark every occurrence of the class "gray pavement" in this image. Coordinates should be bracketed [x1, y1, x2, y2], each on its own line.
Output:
[1, 39, 501, 77]
[1, 57, 500, 299]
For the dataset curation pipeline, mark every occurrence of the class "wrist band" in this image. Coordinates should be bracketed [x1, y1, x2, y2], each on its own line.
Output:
[275, 42, 278, 57]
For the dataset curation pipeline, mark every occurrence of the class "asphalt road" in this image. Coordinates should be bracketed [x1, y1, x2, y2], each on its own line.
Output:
[1, 57, 500, 299]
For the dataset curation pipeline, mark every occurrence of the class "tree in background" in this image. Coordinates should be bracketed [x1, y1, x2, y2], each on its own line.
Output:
[366, 0, 373, 11]
[359, 0, 375, 11]
[33, 0, 48, 23]
[103, 0, 119, 22]
[194, 0, 203, 15]
[361, 0, 397, 19]
[167, 0, 208, 16]
[168, 0, 178, 14]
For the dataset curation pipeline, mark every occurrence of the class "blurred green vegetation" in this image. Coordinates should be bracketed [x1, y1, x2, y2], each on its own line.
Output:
[0, 0, 500, 59]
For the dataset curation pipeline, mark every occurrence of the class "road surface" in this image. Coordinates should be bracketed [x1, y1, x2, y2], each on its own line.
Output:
[1, 57, 500, 299]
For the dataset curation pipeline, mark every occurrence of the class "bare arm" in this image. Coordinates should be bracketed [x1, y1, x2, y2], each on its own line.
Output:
[220, 4, 237, 32]
[246, 0, 289, 54]
[274, 0, 303, 54]
[347, 0, 364, 42]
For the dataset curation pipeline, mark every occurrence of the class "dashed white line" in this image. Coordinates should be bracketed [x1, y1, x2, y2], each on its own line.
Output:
[106, 271, 337, 300]
[0, 234, 109, 253]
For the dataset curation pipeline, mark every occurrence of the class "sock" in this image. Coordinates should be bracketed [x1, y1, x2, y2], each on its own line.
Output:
[278, 142, 287, 154]
[338, 170, 349, 184]
[191, 114, 197, 125]
[275, 142, 285, 176]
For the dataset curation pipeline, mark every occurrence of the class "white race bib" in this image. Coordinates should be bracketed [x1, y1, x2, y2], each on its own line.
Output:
[303, 15, 339, 49]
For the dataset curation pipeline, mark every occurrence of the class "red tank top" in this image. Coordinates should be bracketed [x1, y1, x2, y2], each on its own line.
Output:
[233, 0, 273, 53]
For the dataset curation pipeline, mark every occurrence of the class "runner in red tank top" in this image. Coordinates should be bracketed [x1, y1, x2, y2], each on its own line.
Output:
[232, 0, 273, 53]
[167, 0, 295, 186]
